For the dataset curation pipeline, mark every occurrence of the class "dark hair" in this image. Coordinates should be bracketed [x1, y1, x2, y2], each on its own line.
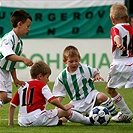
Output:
[30, 61, 51, 79]
[10, 9, 32, 28]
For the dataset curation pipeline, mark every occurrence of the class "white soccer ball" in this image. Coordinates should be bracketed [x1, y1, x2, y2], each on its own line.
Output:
[89, 106, 110, 125]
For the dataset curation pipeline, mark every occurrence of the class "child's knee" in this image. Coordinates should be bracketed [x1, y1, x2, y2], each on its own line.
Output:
[97, 93, 108, 104]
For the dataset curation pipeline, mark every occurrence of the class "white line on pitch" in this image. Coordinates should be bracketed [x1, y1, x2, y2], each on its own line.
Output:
[0, 118, 17, 120]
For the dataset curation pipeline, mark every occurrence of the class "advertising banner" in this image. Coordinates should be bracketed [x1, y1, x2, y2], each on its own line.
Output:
[0, 0, 124, 38]
[0, 0, 124, 81]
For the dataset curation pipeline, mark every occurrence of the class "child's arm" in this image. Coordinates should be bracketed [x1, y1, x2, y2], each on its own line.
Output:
[55, 97, 74, 109]
[8, 105, 16, 126]
[6, 54, 33, 66]
[92, 73, 104, 82]
[11, 69, 25, 87]
[50, 98, 73, 111]
[55, 97, 64, 109]
[57, 97, 64, 103]
[115, 36, 126, 51]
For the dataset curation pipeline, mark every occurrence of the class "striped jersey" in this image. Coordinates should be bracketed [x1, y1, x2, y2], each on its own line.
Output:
[11, 80, 56, 115]
[53, 63, 99, 101]
[111, 23, 133, 60]
[0, 30, 23, 71]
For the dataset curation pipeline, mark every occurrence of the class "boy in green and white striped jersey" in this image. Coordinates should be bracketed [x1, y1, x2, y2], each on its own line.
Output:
[0, 9, 33, 108]
[53, 45, 118, 122]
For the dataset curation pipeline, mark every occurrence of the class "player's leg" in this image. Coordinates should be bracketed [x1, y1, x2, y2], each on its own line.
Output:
[0, 69, 12, 107]
[30, 109, 91, 126]
[18, 109, 60, 126]
[0, 91, 11, 107]
[106, 64, 132, 122]
[57, 108, 92, 125]
[106, 87, 132, 122]
[96, 92, 118, 116]
[56, 103, 74, 122]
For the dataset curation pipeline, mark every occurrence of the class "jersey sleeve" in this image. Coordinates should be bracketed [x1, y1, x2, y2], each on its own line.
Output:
[111, 27, 120, 43]
[10, 91, 20, 107]
[86, 65, 100, 78]
[52, 75, 67, 98]
[42, 85, 56, 103]
[1, 38, 15, 58]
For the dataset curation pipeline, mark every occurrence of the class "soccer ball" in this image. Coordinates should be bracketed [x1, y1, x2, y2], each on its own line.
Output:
[89, 106, 110, 125]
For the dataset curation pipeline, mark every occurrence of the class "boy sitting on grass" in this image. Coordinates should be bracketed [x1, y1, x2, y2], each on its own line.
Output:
[8, 61, 93, 126]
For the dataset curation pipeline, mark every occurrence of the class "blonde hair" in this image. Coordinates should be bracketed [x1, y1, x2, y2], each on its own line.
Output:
[30, 61, 51, 79]
[63, 45, 81, 60]
[110, 3, 128, 21]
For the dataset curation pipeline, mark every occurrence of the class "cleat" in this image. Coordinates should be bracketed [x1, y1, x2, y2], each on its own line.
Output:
[86, 114, 89, 117]
[111, 112, 132, 123]
[57, 120, 62, 126]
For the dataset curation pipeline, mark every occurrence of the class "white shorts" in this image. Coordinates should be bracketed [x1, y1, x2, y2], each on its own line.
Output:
[107, 64, 133, 89]
[18, 109, 59, 127]
[0, 68, 12, 98]
[70, 90, 99, 114]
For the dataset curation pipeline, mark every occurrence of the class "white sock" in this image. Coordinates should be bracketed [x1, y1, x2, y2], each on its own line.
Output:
[68, 110, 92, 125]
[111, 93, 131, 114]
[0, 100, 4, 108]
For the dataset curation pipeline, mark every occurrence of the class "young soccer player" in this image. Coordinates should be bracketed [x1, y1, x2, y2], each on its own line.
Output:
[8, 61, 93, 126]
[106, 3, 133, 122]
[0, 9, 33, 108]
[53, 45, 118, 122]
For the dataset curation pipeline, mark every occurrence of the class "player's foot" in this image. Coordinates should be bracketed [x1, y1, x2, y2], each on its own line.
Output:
[86, 113, 89, 117]
[111, 112, 132, 123]
[57, 120, 62, 126]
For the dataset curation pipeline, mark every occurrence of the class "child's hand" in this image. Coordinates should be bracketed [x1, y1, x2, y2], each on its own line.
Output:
[115, 37, 126, 51]
[64, 104, 74, 110]
[92, 74, 104, 82]
[117, 43, 126, 51]
[23, 58, 33, 66]
[14, 79, 25, 87]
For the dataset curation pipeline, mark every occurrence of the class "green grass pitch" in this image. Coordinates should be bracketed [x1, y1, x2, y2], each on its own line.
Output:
[0, 82, 133, 133]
